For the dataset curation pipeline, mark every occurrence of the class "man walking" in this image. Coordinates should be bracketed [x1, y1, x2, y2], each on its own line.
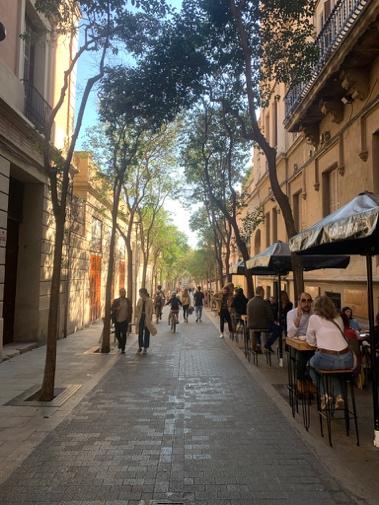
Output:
[111, 288, 132, 354]
[193, 286, 204, 322]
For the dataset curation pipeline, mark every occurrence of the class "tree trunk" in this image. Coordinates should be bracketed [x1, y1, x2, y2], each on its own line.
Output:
[102, 180, 122, 353]
[39, 211, 65, 400]
[126, 241, 133, 302]
[141, 252, 148, 288]
[265, 149, 304, 300]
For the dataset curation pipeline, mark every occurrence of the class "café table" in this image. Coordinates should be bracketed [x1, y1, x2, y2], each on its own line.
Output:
[286, 336, 316, 430]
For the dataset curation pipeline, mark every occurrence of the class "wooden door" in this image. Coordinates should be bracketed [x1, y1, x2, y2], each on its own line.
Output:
[89, 254, 101, 321]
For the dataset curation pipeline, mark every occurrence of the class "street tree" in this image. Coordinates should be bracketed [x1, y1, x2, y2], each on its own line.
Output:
[99, 0, 317, 299]
[34, 0, 169, 379]
[182, 102, 258, 296]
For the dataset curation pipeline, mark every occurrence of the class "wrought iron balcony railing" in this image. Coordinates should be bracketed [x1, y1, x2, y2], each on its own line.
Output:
[23, 80, 52, 132]
[284, 0, 369, 123]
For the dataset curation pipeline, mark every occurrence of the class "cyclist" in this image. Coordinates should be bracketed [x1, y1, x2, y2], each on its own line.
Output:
[153, 285, 165, 322]
[166, 290, 182, 327]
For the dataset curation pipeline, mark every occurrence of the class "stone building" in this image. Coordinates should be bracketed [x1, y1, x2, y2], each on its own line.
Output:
[235, 0, 379, 320]
[0, 3, 135, 358]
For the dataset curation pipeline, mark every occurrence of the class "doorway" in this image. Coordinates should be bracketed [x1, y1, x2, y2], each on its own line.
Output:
[89, 254, 101, 321]
[3, 178, 24, 344]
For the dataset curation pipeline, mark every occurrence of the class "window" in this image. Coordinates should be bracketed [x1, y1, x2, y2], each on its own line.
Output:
[322, 166, 338, 216]
[254, 229, 261, 255]
[325, 291, 341, 312]
[292, 191, 302, 231]
[265, 112, 270, 144]
[265, 211, 271, 247]
[272, 208, 278, 243]
[91, 217, 102, 252]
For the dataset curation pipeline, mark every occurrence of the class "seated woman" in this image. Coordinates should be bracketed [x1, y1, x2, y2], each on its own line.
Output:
[306, 295, 354, 409]
[341, 306, 361, 332]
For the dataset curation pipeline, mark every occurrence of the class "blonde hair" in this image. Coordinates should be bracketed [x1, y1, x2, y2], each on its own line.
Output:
[313, 295, 338, 321]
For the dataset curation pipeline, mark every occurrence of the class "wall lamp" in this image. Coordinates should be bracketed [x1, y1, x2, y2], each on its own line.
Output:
[341, 94, 353, 105]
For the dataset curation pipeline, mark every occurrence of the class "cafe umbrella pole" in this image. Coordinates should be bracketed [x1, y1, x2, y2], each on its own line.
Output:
[366, 254, 379, 446]
[277, 273, 283, 367]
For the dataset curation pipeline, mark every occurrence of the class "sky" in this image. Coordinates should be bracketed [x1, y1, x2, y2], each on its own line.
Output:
[75, 0, 199, 248]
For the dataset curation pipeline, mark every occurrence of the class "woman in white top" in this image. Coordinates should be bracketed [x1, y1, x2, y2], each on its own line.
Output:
[306, 295, 354, 407]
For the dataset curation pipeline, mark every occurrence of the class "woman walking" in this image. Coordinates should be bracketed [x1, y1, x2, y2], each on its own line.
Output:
[181, 288, 191, 322]
[219, 285, 234, 339]
[135, 288, 157, 354]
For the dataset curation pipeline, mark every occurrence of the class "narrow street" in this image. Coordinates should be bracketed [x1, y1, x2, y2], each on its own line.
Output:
[0, 310, 356, 505]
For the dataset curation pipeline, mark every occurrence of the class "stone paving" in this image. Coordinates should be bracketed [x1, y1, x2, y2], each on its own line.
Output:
[0, 311, 360, 505]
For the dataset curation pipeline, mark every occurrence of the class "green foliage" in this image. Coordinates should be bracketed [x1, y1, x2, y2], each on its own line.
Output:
[240, 206, 264, 243]
[99, 0, 317, 127]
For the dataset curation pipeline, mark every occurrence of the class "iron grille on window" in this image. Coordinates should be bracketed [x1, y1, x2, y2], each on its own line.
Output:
[23, 80, 52, 132]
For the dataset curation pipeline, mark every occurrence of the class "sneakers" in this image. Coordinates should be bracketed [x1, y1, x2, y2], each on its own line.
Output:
[219, 333, 224, 339]
[335, 394, 345, 409]
[320, 394, 332, 410]
[143, 348, 147, 354]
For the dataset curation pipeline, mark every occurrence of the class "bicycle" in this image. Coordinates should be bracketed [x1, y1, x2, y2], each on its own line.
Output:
[170, 310, 179, 333]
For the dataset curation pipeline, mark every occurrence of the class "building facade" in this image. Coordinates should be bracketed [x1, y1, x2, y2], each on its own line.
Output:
[236, 0, 379, 319]
[0, 3, 137, 357]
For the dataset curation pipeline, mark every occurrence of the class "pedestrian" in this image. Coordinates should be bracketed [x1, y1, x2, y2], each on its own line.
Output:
[219, 285, 234, 339]
[193, 285, 204, 322]
[135, 288, 157, 354]
[153, 284, 165, 323]
[181, 288, 190, 322]
[111, 288, 132, 354]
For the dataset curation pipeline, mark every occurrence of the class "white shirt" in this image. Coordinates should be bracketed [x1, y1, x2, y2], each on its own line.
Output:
[306, 315, 346, 351]
[287, 308, 311, 338]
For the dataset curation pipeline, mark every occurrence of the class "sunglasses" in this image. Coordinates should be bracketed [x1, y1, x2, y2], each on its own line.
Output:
[300, 298, 312, 303]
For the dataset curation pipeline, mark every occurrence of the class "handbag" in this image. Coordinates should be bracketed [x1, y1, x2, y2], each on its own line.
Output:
[188, 306, 194, 315]
[331, 320, 359, 369]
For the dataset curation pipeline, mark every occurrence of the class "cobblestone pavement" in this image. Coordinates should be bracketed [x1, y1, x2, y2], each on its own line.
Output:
[0, 310, 357, 505]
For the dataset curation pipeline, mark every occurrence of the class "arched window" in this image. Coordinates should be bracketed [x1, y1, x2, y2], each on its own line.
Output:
[254, 229, 261, 255]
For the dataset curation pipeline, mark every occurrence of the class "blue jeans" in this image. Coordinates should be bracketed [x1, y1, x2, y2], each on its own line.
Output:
[195, 305, 203, 321]
[265, 323, 282, 347]
[309, 350, 354, 395]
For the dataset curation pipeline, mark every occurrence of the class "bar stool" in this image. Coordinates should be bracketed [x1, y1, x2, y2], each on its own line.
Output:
[249, 329, 269, 366]
[314, 368, 359, 447]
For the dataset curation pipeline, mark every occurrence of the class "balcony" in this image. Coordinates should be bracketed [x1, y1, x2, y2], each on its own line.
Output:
[284, 0, 374, 134]
[23, 80, 52, 133]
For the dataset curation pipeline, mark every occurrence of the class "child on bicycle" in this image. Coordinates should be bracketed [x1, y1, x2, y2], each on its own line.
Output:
[166, 291, 182, 326]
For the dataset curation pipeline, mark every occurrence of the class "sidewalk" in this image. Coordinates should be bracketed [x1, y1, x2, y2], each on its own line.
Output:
[0, 323, 132, 486]
[0, 309, 369, 505]
[206, 309, 378, 505]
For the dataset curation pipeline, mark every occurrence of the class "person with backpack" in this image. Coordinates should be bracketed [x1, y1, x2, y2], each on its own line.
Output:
[166, 291, 182, 326]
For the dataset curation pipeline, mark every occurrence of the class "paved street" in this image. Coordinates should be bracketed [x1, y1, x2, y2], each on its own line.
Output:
[0, 311, 359, 505]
